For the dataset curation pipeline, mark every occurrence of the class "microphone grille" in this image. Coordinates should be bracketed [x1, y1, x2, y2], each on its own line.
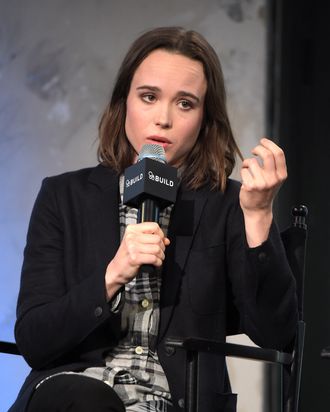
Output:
[138, 144, 166, 164]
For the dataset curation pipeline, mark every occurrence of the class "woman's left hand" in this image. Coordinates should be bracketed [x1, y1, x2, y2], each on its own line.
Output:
[239, 138, 287, 246]
[240, 137, 287, 214]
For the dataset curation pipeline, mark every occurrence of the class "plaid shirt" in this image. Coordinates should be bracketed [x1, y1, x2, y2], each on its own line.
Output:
[37, 176, 173, 412]
[99, 175, 173, 408]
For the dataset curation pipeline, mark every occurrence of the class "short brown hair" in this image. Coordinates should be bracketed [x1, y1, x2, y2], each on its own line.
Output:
[98, 26, 242, 191]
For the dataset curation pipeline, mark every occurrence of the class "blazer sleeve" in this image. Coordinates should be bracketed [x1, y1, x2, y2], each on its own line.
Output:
[15, 177, 120, 369]
[226, 191, 298, 350]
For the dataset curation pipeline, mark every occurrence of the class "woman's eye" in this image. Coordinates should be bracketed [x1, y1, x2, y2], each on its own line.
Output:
[141, 94, 156, 103]
[178, 100, 193, 110]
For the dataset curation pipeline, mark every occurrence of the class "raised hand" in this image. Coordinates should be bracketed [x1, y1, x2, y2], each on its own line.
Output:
[239, 138, 287, 246]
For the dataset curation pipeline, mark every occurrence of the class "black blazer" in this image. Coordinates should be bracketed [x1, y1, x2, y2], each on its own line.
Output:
[9, 164, 298, 412]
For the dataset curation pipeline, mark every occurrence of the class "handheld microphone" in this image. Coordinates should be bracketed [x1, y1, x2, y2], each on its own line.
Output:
[123, 144, 178, 221]
[123, 144, 178, 273]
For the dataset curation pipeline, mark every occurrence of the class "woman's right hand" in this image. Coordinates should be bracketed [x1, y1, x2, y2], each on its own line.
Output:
[104, 222, 170, 300]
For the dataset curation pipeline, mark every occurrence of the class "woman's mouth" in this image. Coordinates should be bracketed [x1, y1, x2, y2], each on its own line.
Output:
[146, 136, 171, 148]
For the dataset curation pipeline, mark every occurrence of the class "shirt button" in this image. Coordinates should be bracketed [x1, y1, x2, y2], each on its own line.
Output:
[94, 306, 103, 318]
[140, 371, 150, 382]
[135, 346, 144, 355]
[141, 298, 150, 309]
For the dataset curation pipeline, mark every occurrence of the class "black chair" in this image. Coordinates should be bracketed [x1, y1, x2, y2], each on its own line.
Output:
[0, 341, 20, 355]
[165, 205, 308, 412]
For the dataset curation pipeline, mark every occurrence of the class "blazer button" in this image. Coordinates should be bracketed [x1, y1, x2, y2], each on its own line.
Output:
[94, 306, 103, 318]
[178, 398, 185, 408]
[258, 252, 267, 263]
[165, 346, 176, 356]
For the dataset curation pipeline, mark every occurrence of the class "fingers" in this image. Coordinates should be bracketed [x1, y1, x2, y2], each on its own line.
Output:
[240, 163, 264, 191]
[241, 138, 287, 189]
[239, 138, 288, 215]
[105, 222, 170, 295]
[124, 222, 169, 267]
[125, 222, 169, 252]
[128, 222, 163, 235]
[252, 138, 287, 180]
[126, 235, 166, 264]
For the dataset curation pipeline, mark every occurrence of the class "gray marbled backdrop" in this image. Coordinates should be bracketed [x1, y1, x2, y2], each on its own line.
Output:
[0, 1, 266, 410]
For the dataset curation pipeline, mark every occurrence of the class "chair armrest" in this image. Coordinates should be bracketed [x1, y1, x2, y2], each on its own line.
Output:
[320, 346, 330, 359]
[0, 341, 21, 355]
[165, 337, 292, 365]
[165, 337, 292, 412]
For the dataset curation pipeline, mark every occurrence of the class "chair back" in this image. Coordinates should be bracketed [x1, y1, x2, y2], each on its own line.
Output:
[281, 205, 308, 412]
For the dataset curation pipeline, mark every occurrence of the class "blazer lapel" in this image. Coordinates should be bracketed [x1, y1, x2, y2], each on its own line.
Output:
[86, 165, 121, 274]
[159, 184, 210, 340]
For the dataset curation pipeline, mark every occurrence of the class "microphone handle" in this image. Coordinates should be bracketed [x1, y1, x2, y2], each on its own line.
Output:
[138, 198, 160, 275]
[137, 198, 160, 223]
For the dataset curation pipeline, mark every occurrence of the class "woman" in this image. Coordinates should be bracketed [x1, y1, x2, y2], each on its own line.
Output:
[10, 27, 297, 412]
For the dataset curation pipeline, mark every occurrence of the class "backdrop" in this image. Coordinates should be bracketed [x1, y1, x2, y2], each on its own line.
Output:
[0, 1, 267, 410]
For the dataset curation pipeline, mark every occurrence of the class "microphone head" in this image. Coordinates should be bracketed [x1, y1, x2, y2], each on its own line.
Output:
[138, 144, 166, 164]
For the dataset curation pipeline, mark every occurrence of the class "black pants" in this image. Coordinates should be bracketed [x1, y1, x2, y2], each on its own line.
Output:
[26, 374, 126, 412]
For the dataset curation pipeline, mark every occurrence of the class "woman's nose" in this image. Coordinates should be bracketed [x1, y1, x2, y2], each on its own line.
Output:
[154, 103, 172, 129]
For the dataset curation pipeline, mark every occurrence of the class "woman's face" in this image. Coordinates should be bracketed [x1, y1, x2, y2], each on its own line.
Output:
[125, 49, 207, 167]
